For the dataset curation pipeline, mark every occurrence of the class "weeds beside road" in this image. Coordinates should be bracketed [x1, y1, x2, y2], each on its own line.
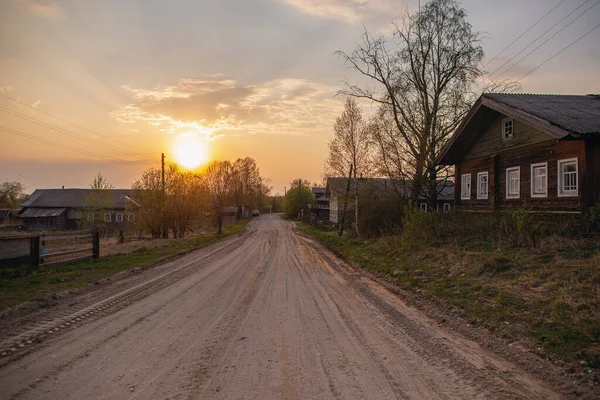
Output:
[297, 222, 600, 374]
[0, 219, 249, 311]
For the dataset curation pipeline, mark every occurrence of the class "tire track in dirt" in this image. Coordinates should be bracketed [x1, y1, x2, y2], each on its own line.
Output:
[0, 215, 568, 399]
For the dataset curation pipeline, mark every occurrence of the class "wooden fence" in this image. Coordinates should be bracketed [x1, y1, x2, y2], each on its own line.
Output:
[0, 231, 100, 267]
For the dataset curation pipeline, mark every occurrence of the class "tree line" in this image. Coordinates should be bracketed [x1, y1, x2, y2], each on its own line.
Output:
[129, 157, 271, 237]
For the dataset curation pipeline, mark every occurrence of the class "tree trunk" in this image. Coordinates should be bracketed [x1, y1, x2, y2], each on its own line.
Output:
[338, 164, 353, 237]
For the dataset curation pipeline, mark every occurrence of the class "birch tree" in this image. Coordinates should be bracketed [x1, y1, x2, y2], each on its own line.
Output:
[336, 0, 485, 208]
[325, 97, 373, 236]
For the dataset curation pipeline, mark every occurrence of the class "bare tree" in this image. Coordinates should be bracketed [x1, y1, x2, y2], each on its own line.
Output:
[165, 164, 206, 238]
[131, 168, 164, 238]
[84, 172, 115, 231]
[325, 97, 373, 236]
[0, 180, 26, 209]
[336, 0, 487, 208]
[204, 160, 233, 234]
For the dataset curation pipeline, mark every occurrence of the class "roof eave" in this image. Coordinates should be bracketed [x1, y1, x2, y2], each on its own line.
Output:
[435, 94, 573, 166]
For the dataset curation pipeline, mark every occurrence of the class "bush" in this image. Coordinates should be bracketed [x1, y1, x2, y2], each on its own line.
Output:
[357, 189, 404, 237]
[590, 202, 600, 229]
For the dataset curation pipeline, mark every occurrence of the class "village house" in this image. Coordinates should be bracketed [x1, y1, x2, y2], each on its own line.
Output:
[436, 93, 600, 215]
[308, 187, 330, 222]
[19, 188, 138, 231]
[0, 209, 20, 226]
[325, 177, 454, 224]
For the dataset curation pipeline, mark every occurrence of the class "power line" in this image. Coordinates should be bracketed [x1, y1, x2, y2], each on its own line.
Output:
[492, 0, 600, 83]
[481, 0, 565, 70]
[480, 0, 597, 88]
[515, 22, 600, 83]
[0, 125, 153, 168]
[0, 105, 153, 162]
[0, 92, 150, 159]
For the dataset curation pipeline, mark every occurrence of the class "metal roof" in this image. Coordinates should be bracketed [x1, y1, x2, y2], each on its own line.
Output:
[484, 93, 600, 137]
[20, 207, 67, 218]
[21, 189, 132, 209]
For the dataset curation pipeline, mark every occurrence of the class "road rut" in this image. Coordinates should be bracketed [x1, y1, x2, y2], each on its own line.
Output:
[0, 215, 563, 399]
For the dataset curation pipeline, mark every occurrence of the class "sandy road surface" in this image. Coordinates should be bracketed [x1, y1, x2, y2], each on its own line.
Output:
[0, 214, 563, 399]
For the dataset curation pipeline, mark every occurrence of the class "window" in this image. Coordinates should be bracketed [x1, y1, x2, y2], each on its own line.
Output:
[87, 213, 94, 222]
[558, 158, 578, 197]
[506, 167, 520, 199]
[419, 202, 428, 212]
[461, 174, 471, 200]
[104, 213, 112, 222]
[502, 118, 513, 140]
[530, 163, 548, 197]
[477, 172, 489, 200]
[116, 213, 124, 223]
[128, 214, 135, 222]
[443, 203, 451, 213]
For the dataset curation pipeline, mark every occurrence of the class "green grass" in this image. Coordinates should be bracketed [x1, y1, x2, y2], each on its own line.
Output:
[0, 220, 249, 311]
[297, 223, 600, 370]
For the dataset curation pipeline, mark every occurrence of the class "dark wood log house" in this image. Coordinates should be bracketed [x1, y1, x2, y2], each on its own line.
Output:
[436, 93, 600, 215]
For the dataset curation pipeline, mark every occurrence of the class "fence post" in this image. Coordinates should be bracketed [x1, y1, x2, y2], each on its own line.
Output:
[92, 229, 100, 260]
[30, 236, 40, 267]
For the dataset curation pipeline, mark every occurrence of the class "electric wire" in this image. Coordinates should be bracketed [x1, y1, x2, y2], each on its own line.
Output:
[0, 92, 150, 159]
[0, 125, 153, 168]
[0, 105, 153, 162]
[481, 0, 565, 70]
[479, 0, 598, 88]
[515, 22, 600, 83]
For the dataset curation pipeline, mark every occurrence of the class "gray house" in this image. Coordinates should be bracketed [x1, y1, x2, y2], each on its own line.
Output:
[325, 177, 455, 224]
[20, 188, 137, 231]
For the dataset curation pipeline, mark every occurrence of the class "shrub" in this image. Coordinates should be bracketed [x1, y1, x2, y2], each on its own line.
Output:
[589, 202, 600, 229]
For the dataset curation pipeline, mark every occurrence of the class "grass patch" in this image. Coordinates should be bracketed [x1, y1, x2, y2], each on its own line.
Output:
[297, 223, 600, 369]
[0, 219, 249, 311]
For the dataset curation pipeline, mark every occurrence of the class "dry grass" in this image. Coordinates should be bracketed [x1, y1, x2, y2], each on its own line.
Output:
[298, 224, 600, 370]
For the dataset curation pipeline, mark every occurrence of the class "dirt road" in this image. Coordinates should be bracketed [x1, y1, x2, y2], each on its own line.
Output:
[0, 215, 564, 399]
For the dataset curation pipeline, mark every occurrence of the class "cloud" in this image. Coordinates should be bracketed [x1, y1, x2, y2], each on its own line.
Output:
[0, 86, 14, 94]
[16, 0, 63, 20]
[282, 0, 407, 23]
[112, 77, 344, 139]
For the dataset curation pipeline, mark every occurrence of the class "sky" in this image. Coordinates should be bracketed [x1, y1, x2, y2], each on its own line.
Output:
[1, 0, 599, 195]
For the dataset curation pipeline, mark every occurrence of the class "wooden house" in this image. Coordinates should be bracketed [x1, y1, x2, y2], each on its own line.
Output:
[308, 187, 330, 222]
[325, 177, 454, 224]
[19, 188, 138, 231]
[436, 94, 600, 214]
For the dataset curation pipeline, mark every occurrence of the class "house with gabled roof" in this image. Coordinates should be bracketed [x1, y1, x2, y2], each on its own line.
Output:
[19, 188, 138, 230]
[325, 177, 454, 223]
[436, 93, 600, 214]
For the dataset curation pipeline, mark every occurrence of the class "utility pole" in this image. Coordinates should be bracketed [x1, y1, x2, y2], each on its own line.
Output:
[161, 153, 168, 238]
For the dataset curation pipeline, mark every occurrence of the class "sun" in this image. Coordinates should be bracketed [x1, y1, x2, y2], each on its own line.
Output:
[173, 133, 208, 169]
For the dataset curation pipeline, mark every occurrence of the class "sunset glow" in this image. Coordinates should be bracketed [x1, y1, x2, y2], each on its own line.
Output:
[173, 133, 208, 169]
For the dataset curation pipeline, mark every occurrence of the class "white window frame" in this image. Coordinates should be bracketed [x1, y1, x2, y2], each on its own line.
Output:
[506, 167, 520, 199]
[419, 202, 428, 212]
[530, 162, 548, 198]
[104, 213, 112, 223]
[477, 171, 489, 200]
[502, 118, 514, 140]
[128, 214, 135, 222]
[87, 213, 94, 222]
[443, 203, 451, 213]
[461, 173, 471, 200]
[557, 158, 578, 197]
[116, 213, 124, 223]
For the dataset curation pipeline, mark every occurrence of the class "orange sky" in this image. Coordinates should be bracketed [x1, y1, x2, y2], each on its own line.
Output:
[1, 0, 599, 194]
